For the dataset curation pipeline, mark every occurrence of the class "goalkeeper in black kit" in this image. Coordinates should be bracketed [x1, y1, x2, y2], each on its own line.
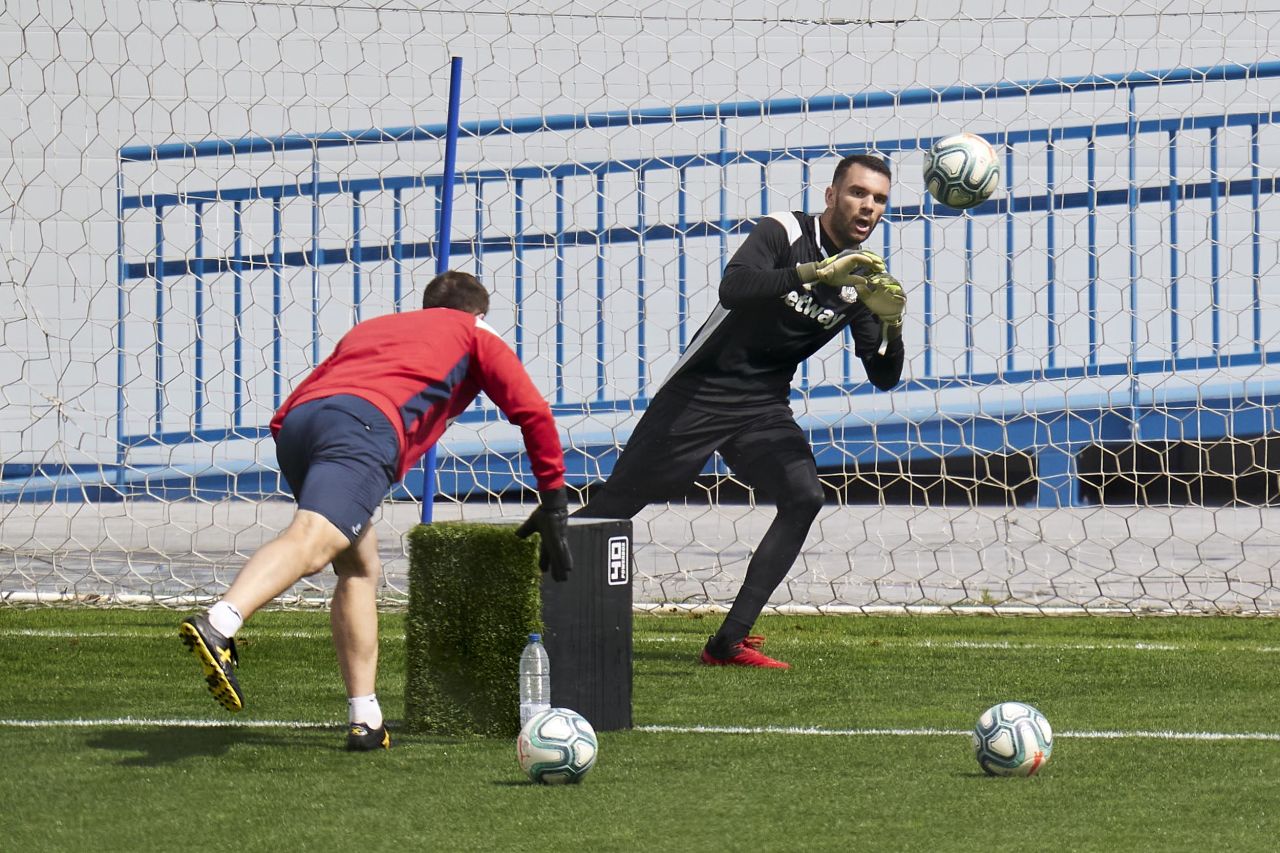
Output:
[575, 154, 905, 668]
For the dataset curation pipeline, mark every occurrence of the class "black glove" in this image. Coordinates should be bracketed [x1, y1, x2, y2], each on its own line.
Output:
[515, 487, 573, 582]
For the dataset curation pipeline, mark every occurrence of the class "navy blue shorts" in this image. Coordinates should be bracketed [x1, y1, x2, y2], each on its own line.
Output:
[274, 394, 400, 543]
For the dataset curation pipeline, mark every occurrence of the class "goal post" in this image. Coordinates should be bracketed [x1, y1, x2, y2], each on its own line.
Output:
[2, 2, 1278, 613]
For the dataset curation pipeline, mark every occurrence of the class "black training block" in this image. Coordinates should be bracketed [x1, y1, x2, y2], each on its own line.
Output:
[541, 517, 633, 732]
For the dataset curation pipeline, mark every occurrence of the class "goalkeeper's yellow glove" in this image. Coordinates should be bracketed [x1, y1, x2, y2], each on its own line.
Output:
[854, 272, 907, 341]
[796, 249, 884, 288]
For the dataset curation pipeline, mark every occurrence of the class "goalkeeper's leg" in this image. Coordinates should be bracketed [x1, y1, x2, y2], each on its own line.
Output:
[702, 419, 824, 668]
[573, 389, 724, 520]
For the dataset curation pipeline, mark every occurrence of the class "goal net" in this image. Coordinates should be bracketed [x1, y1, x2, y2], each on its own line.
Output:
[3, 1, 1278, 612]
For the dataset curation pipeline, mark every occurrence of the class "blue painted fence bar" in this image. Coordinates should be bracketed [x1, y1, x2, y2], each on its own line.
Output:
[118, 61, 1280, 163]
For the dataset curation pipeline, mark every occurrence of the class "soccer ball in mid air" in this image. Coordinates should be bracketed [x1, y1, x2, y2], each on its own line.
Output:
[972, 701, 1053, 777]
[923, 132, 1001, 209]
[516, 707, 598, 784]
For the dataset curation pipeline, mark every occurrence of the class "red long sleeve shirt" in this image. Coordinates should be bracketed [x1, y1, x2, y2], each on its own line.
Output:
[269, 308, 566, 490]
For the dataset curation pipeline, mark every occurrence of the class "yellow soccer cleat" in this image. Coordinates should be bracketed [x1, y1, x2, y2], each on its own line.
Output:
[179, 613, 245, 712]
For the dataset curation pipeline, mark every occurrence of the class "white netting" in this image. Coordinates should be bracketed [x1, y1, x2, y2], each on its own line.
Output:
[2, 1, 1278, 611]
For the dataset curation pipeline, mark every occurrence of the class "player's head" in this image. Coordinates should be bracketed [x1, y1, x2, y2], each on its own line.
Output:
[422, 270, 490, 316]
[821, 154, 892, 250]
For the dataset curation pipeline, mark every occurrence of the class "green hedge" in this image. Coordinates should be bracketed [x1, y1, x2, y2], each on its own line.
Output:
[404, 521, 541, 737]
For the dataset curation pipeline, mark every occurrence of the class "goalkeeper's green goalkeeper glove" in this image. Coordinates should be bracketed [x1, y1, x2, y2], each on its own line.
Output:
[796, 249, 885, 288]
[797, 249, 886, 307]
[854, 272, 907, 341]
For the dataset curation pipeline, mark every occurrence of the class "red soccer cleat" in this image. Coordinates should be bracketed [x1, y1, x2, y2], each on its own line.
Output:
[699, 634, 791, 669]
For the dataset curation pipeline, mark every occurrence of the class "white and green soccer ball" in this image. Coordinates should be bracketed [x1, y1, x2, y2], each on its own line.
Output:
[516, 707, 598, 785]
[972, 701, 1053, 777]
[923, 132, 1001, 210]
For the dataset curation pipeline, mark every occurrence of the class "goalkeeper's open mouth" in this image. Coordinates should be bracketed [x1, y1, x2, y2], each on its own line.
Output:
[851, 217, 874, 240]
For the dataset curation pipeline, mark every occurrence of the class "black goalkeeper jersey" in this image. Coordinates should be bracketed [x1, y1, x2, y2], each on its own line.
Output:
[660, 211, 905, 403]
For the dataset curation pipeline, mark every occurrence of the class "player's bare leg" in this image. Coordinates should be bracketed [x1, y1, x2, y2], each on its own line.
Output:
[180, 509, 350, 712]
[330, 526, 390, 750]
[223, 509, 351, 617]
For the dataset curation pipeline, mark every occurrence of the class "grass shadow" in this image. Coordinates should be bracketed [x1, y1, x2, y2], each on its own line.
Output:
[86, 725, 305, 766]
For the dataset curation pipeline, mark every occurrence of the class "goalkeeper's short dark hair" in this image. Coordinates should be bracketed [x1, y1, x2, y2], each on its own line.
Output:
[422, 270, 490, 315]
[832, 153, 892, 186]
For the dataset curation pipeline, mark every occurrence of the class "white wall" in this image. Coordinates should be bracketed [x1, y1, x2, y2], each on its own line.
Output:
[3, 0, 1278, 470]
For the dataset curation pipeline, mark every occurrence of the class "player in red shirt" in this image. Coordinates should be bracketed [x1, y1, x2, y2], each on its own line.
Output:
[180, 271, 572, 750]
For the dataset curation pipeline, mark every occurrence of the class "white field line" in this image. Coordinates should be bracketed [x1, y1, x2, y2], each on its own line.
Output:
[2, 717, 1279, 741]
[7, 628, 1280, 654]
[633, 635, 1280, 654]
[0, 718, 340, 729]
[0, 628, 350, 640]
[636, 724, 1280, 741]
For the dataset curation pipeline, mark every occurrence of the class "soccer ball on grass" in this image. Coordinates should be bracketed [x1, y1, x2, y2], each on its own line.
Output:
[923, 132, 1000, 210]
[972, 701, 1053, 777]
[516, 707, 598, 784]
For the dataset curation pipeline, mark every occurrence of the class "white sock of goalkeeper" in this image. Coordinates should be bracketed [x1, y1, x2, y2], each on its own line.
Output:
[349, 694, 383, 729]
[206, 600, 244, 638]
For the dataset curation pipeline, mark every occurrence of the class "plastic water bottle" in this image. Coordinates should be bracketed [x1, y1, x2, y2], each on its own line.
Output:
[519, 633, 551, 727]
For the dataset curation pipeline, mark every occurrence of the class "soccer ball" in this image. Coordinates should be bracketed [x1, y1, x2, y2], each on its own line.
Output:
[972, 701, 1053, 777]
[923, 132, 1000, 210]
[516, 707, 598, 785]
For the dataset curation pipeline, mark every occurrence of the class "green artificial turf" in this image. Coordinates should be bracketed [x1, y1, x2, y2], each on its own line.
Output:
[4, 608, 1279, 852]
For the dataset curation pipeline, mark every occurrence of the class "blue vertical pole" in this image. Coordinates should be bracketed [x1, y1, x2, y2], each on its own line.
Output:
[595, 171, 607, 400]
[393, 188, 404, 312]
[154, 204, 165, 437]
[555, 175, 566, 404]
[965, 213, 974, 377]
[352, 191, 363, 323]
[1168, 131, 1180, 360]
[636, 169, 647, 396]
[718, 120, 728, 270]
[421, 55, 463, 523]
[233, 201, 245, 429]
[881, 153, 893, 263]
[514, 179, 525, 361]
[1251, 123, 1262, 352]
[193, 202, 206, 431]
[1127, 88, 1140, 425]
[271, 200, 284, 411]
[676, 166, 688, 354]
[1046, 135, 1057, 370]
[922, 192, 934, 379]
[115, 164, 127, 486]
[310, 154, 320, 366]
[1003, 141, 1014, 373]
[1087, 135, 1098, 369]
[803, 157, 814, 388]
[474, 177, 486, 283]
[1209, 126, 1222, 355]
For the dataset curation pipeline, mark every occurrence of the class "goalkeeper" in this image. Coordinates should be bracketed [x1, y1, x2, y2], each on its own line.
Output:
[576, 154, 906, 669]
[179, 271, 573, 750]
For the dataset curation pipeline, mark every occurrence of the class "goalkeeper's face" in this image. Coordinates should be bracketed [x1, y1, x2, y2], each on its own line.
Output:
[821, 165, 890, 250]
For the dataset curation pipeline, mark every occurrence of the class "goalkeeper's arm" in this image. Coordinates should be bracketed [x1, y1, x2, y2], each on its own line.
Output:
[862, 334, 904, 391]
[853, 270, 907, 390]
[718, 218, 808, 307]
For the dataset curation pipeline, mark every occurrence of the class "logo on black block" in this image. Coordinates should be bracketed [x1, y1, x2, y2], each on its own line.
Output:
[607, 536, 629, 586]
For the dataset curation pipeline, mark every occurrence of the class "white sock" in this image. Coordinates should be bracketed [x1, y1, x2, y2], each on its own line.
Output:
[206, 600, 244, 638]
[349, 694, 382, 729]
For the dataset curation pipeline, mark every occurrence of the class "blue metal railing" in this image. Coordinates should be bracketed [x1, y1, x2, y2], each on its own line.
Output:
[108, 60, 1280, 506]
